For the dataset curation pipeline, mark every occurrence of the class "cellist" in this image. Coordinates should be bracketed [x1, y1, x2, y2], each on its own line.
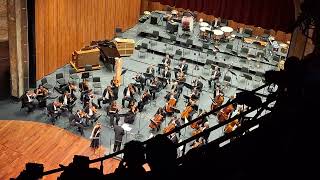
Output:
[211, 92, 224, 114]
[164, 94, 177, 116]
[149, 107, 165, 131]
[181, 98, 198, 122]
[217, 96, 236, 123]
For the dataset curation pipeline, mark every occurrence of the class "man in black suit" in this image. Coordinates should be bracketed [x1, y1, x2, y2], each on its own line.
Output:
[208, 66, 221, 88]
[133, 73, 146, 94]
[162, 67, 171, 88]
[84, 103, 101, 125]
[69, 110, 85, 135]
[192, 77, 203, 92]
[124, 108, 136, 124]
[174, 60, 188, 78]
[168, 133, 179, 144]
[122, 84, 136, 108]
[97, 85, 114, 109]
[47, 101, 62, 124]
[20, 90, 37, 113]
[110, 78, 119, 100]
[63, 82, 76, 96]
[114, 123, 125, 152]
[58, 91, 77, 113]
[158, 54, 171, 74]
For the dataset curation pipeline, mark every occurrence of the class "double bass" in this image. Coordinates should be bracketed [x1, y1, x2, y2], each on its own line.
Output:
[217, 104, 235, 123]
[210, 94, 224, 111]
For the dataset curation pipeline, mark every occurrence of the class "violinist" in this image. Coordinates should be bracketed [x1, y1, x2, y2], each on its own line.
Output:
[184, 87, 200, 103]
[97, 85, 114, 109]
[47, 101, 62, 124]
[149, 77, 160, 100]
[208, 66, 221, 88]
[63, 82, 77, 96]
[69, 110, 86, 135]
[83, 89, 97, 108]
[164, 94, 177, 116]
[137, 90, 151, 112]
[192, 77, 203, 92]
[21, 90, 37, 113]
[122, 83, 136, 108]
[146, 65, 155, 76]
[162, 67, 171, 87]
[158, 54, 171, 74]
[84, 103, 101, 125]
[110, 77, 119, 100]
[107, 100, 120, 128]
[35, 85, 49, 108]
[175, 71, 186, 95]
[174, 60, 188, 78]
[58, 91, 77, 112]
[133, 73, 146, 94]
[79, 79, 90, 102]
[149, 107, 166, 131]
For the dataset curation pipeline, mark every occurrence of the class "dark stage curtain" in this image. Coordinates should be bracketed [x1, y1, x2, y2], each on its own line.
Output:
[154, 0, 295, 32]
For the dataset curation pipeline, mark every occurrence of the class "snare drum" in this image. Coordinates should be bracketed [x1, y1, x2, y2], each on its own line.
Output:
[213, 29, 224, 40]
[220, 26, 233, 37]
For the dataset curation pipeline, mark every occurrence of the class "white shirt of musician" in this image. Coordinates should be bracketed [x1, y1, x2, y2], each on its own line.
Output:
[63, 95, 68, 105]
[53, 104, 57, 112]
[212, 70, 217, 79]
[104, 90, 109, 99]
[89, 108, 93, 116]
[126, 88, 130, 97]
[181, 64, 184, 70]
[27, 94, 33, 102]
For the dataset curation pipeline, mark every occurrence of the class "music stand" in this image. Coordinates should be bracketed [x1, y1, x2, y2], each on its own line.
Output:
[121, 123, 132, 144]
[134, 113, 144, 140]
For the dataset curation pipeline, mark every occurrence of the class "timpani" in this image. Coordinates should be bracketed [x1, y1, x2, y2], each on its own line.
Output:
[200, 27, 211, 40]
[213, 29, 224, 40]
[220, 26, 233, 37]
[199, 22, 209, 28]
[144, 11, 151, 16]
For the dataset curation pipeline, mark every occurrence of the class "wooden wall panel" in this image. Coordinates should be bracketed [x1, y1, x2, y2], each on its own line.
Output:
[35, 0, 141, 80]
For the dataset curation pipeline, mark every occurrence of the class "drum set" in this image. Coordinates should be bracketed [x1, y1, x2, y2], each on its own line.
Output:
[198, 21, 234, 43]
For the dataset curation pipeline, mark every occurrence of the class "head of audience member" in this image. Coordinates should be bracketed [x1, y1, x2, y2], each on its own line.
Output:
[146, 134, 177, 174]
[123, 141, 146, 169]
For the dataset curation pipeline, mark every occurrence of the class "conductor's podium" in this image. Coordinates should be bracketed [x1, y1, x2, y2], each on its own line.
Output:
[71, 47, 101, 72]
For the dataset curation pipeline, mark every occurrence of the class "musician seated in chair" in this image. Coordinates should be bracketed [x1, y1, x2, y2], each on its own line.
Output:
[162, 67, 171, 88]
[149, 77, 161, 100]
[192, 77, 203, 92]
[184, 87, 200, 103]
[35, 85, 49, 108]
[84, 103, 101, 125]
[145, 65, 155, 86]
[208, 66, 221, 88]
[133, 73, 146, 94]
[138, 90, 151, 112]
[83, 89, 98, 108]
[110, 78, 119, 100]
[158, 54, 171, 74]
[69, 110, 86, 135]
[174, 60, 188, 78]
[107, 100, 120, 128]
[97, 85, 114, 109]
[164, 94, 177, 116]
[122, 84, 136, 108]
[79, 79, 89, 102]
[21, 90, 37, 113]
[124, 105, 138, 124]
[63, 82, 77, 96]
[59, 91, 77, 113]
[149, 107, 166, 131]
[47, 101, 62, 124]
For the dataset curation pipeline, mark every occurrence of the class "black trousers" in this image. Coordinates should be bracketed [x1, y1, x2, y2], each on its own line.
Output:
[114, 140, 122, 152]
[97, 98, 111, 108]
[122, 97, 134, 107]
[109, 113, 120, 126]
[26, 102, 36, 113]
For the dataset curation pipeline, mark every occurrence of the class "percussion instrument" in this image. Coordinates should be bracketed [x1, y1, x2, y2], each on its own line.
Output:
[213, 29, 224, 40]
[271, 41, 279, 52]
[200, 27, 210, 39]
[199, 22, 209, 28]
[144, 11, 151, 16]
[279, 43, 289, 54]
[220, 26, 233, 37]
[171, 10, 178, 15]
[182, 16, 194, 32]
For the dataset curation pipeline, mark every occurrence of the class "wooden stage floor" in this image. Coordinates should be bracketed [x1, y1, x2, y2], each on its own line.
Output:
[0, 120, 120, 180]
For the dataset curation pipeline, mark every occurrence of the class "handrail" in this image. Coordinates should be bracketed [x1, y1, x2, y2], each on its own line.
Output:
[41, 83, 272, 176]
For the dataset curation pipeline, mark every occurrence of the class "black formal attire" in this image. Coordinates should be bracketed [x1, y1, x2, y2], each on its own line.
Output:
[90, 129, 101, 149]
[79, 82, 89, 101]
[162, 70, 171, 87]
[158, 57, 171, 73]
[114, 125, 125, 152]
[124, 111, 136, 124]
[193, 80, 203, 92]
[174, 63, 188, 78]
[47, 103, 61, 124]
[58, 94, 76, 112]
[149, 81, 160, 100]
[208, 70, 221, 88]
[134, 75, 146, 93]
[21, 94, 37, 113]
[69, 113, 85, 135]
[97, 89, 114, 108]
[84, 106, 100, 124]
[35, 89, 48, 108]
[107, 105, 120, 127]
[63, 85, 76, 96]
[121, 87, 135, 107]
[137, 93, 151, 112]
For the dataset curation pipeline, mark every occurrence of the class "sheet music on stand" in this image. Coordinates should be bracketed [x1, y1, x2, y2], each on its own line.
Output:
[121, 123, 132, 132]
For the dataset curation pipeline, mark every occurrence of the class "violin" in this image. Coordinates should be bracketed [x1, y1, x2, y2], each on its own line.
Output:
[210, 94, 224, 111]
[91, 106, 98, 113]
[79, 110, 87, 118]
[217, 104, 235, 123]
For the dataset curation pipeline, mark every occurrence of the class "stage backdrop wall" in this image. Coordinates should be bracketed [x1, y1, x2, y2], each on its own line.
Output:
[141, 0, 292, 43]
[35, 0, 141, 80]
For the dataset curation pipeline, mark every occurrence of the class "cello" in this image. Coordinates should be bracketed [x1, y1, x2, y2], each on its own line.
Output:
[149, 114, 164, 130]
[210, 94, 224, 111]
[181, 105, 193, 120]
[190, 110, 206, 129]
[217, 104, 235, 123]
[165, 96, 177, 113]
